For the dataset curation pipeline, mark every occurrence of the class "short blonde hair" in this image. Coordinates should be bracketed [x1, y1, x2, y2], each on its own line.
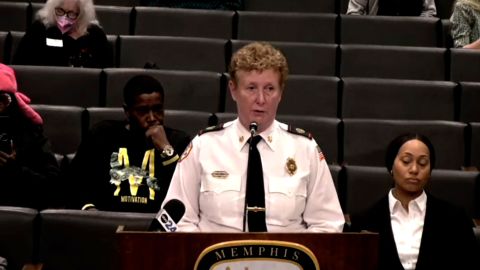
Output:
[37, 0, 99, 36]
[228, 42, 289, 87]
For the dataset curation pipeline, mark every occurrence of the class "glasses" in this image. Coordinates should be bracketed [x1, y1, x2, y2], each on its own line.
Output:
[55, 7, 79, 19]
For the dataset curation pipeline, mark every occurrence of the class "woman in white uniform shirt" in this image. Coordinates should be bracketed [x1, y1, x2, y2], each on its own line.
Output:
[350, 133, 479, 270]
[162, 42, 345, 232]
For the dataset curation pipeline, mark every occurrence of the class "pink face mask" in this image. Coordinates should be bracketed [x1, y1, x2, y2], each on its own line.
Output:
[56, 16, 75, 34]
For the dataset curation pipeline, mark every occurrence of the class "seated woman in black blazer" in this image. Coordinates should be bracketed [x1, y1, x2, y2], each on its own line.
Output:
[350, 133, 479, 270]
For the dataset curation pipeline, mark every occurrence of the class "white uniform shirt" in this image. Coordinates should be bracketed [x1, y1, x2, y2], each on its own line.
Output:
[163, 119, 345, 232]
[389, 190, 427, 270]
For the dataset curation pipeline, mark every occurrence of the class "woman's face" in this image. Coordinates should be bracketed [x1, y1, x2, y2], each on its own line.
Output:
[54, 0, 79, 33]
[57, 0, 80, 18]
[392, 139, 431, 198]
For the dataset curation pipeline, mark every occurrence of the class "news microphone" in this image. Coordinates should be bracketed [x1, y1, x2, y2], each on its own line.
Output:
[249, 122, 258, 137]
[149, 199, 186, 232]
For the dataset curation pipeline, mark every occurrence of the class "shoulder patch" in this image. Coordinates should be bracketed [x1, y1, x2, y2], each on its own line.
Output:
[198, 123, 225, 136]
[287, 125, 313, 140]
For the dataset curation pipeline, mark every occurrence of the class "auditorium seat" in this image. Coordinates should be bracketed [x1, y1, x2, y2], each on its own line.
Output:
[427, 169, 479, 219]
[341, 77, 456, 120]
[84, 107, 124, 131]
[435, 0, 456, 19]
[32, 105, 84, 157]
[213, 112, 236, 124]
[230, 40, 338, 76]
[106, 35, 117, 68]
[342, 118, 467, 170]
[340, 0, 350, 14]
[0, 31, 7, 63]
[96, 5, 133, 35]
[450, 48, 480, 82]
[340, 15, 441, 47]
[30, 3, 43, 22]
[93, 0, 138, 5]
[340, 45, 447, 81]
[440, 19, 453, 48]
[237, 11, 337, 43]
[329, 164, 342, 195]
[243, 0, 336, 13]
[12, 65, 103, 107]
[470, 122, 480, 170]
[277, 115, 341, 165]
[165, 110, 213, 138]
[134, 7, 234, 39]
[0, 2, 29, 32]
[223, 73, 339, 117]
[0, 207, 38, 270]
[118, 35, 227, 72]
[459, 82, 480, 122]
[38, 209, 153, 270]
[85, 107, 211, 139]
[7, 31, 24, 64]
[341, 165, 391, 216]
[103, 68, 223, 112]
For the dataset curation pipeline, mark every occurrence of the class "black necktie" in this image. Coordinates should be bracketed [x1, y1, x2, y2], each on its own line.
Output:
[245, 135, 267, 232]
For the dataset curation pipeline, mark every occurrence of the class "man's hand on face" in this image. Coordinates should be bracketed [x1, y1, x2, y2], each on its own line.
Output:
[145, 124, 170, 150]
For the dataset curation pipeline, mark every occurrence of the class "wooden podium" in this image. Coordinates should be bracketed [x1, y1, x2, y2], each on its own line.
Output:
[117, 227, 378, 270]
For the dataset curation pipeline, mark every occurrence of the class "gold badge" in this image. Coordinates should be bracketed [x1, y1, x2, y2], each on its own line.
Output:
[285, 158, 297, 176]
[239, 136, 244, 143]
[267, 136, 272, 143]
[211, 171, 229, 179]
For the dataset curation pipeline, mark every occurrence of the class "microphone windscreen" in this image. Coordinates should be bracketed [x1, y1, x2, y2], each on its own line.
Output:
[149, 199, 186, 232]
[163, 199, 186, 222]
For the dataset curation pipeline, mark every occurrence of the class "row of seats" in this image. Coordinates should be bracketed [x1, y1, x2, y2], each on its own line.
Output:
[2, 40, 479, 80]
[5, 33, 477, 78]
[0, 163, 478, 269]
[31, 105, 480, 170]
[6, 66, 479, 122]
[0, 2, 455, 47]
[0, 0, 457, 19]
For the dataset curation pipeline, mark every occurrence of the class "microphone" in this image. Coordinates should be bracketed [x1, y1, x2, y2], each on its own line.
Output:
[149, 199, 186, 232]
[249, 122, 258, 137]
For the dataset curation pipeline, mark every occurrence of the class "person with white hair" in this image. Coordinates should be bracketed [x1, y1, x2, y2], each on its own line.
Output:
[13, 0, 111, 68]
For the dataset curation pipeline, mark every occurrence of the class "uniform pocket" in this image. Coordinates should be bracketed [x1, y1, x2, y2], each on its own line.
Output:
[267, 176, 307, 225]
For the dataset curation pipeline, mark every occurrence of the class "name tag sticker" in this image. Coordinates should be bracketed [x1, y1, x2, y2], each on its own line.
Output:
[46, 38, 63, 47]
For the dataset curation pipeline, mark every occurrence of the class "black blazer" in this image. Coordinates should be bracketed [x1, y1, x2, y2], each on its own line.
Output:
[350, 192, 479, 270]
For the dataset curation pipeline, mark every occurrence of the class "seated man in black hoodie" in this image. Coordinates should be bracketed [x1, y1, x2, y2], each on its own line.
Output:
[69, 75, 191, 213]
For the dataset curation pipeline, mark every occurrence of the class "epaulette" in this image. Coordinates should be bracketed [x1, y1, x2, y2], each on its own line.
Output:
[287, 125, 313, 140]
[198, 123, 225, 136]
